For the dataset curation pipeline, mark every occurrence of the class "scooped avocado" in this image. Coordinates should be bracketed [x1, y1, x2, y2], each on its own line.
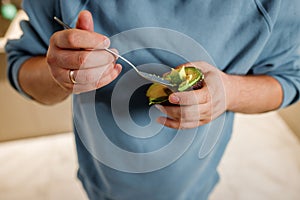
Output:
[146, 83, 172, 105]
[146, 66, 204, 105]
[164, 66, 186, 85]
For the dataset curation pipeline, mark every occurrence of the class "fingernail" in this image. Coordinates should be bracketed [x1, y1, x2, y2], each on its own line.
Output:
[156, 117, 166, 124]
[115, 64, 122, 72]
[169, 94, 180, 103]
[103, 38, 110, 47]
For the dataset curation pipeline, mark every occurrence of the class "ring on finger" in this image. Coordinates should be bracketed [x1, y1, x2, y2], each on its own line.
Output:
[69, 70, 77, 84]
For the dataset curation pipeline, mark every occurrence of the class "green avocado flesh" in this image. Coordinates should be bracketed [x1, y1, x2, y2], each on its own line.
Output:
[146, 66, 204, 105]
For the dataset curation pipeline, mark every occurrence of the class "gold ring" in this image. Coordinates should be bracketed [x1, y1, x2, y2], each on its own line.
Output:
[69, 70, 77, 84]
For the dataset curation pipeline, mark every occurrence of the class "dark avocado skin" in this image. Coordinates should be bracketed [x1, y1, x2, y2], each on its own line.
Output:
[191, 79, 204, 90]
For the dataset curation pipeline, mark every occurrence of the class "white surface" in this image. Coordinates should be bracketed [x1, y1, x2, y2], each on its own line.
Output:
[0, 10, 28, 53]
[210, 112, 300, 200]
[0, 112, 299, 200]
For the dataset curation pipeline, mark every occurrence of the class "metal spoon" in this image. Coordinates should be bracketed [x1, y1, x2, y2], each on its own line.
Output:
[53, 17, 175, 87]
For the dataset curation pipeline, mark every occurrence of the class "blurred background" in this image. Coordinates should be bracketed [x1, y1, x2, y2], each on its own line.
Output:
[0, 1, 299, 200]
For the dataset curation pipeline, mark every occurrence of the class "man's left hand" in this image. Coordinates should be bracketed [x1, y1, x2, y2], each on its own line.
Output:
[155, 61, 227, 129]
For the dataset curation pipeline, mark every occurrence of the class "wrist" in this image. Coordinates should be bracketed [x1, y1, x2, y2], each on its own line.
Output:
[42, 66, 72, 104]
[19, 57, 71, 105]
[222, 73, 239, 112]
[221, 74, 283, 113]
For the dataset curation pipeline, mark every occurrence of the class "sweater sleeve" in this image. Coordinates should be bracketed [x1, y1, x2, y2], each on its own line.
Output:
[252, 0, 300, 108]
[5, 0, 61, 97]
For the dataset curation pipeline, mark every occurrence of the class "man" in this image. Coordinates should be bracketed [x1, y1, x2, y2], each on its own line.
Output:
[6, 0, 300, 199]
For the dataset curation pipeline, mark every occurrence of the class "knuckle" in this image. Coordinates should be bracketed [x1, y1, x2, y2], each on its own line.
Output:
[98, 35, 109, 45]
[201, 109, 208, 117]
[93, 80, 99, 88]
[101, 55, 114, 67]
[202, 91, 210, 103]
[50, 68, 60, 80]
[170, 121, 180, 129]
[47, 53, 57, 67]
[191, 92, 199, 103]
[49, 34, 56, 46]
[171, 107, 180, 118]
[50, 32, 61, 44]
[95, 78, 101, 88]
[178, 122, 190, 130]
[66, 32, 77, 47]
[84, 72, 96, 83]
[202, 118, 211, 125]
[101, 51, 116, 66]
[196, 61, 209, 69]
[201, 104, 211, 115]
[180, 110, 189, 119]
[197, 61, 206, 66]
[78, 52, 87, 66]
[107, 53, 116, 64]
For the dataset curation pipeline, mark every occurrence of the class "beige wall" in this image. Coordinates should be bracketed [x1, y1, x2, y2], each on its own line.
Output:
[0, 53, 72, 142]
[278, 102, 300, 140]
[0, 10, 72, 142]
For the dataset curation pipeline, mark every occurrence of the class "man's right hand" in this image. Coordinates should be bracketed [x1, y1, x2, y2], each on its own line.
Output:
[46, 10, 122, 94]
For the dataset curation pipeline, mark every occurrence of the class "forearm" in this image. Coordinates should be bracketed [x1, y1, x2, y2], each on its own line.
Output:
[18, 56, 71, 105]
[224, 74, 283, 114]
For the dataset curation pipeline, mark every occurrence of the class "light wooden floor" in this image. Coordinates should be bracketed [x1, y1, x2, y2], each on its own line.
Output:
[0, 112, 299, 200]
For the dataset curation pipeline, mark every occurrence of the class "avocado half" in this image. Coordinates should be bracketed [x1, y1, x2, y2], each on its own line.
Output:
[146, 66, 204, 105]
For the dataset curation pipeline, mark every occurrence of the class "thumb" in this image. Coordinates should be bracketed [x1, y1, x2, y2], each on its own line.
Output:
[76, 10, 94, 31]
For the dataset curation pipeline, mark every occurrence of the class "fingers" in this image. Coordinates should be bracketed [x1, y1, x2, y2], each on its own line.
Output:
[95, 64, 122, 88]
[51, 11, 105, 49]
[157, 117, 209, 129]
[155, 61, 225, 129]
[155, 104, 211, 122]
[55, 63, 122, 93]
[50, 29, 110, 50]
[76, 10, 94, 31]
[168, 86, 210, 105]
[50, 10, 108, 50]
[71, 64, 122, 94]
[155, 104, 211, 129]
[54, 65, 108, 85]
[47, 29, 113, 71]
[48, 47, 116, 70]
[47, 10, 122, 94]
